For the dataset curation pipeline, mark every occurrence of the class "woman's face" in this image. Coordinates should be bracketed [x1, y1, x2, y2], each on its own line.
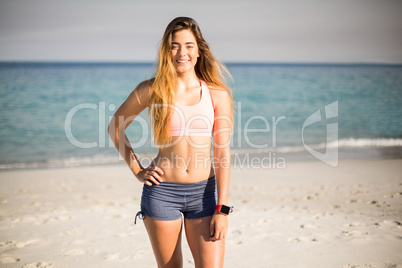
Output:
[170, 29, 199, 74]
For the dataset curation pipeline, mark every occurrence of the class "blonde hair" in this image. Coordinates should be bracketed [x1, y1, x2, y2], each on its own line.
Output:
[149, 17, 234, 147]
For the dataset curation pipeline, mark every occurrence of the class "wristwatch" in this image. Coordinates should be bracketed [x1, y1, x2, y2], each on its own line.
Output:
[215, 204, 233, 215]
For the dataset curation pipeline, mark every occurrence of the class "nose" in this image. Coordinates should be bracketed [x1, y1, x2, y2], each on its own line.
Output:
[178, 46, 187, 56]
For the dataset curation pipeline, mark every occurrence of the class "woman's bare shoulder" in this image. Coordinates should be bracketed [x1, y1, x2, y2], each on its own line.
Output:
[136, 78, 154, 93]
[205, 82, 224, 91]
[125, 78, 154, 107]
[133, 78, 154, 96]
[206, 83, 230, 101]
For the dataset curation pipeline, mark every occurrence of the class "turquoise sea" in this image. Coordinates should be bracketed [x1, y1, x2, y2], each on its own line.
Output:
[0, 62, 401, 169]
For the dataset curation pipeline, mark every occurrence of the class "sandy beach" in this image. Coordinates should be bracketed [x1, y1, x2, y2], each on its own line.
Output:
[0, 159, 401, 268]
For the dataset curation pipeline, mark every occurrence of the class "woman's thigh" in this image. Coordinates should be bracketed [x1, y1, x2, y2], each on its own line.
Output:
[143, 216, 183, 268]
[184, 216, 225, 268]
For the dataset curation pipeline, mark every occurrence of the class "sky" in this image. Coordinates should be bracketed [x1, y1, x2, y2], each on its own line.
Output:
[0, 0, 401, 63]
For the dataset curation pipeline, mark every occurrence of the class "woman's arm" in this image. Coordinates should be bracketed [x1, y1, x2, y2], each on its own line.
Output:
[209, 87, 233, 241]
[108, 79, 164, 186]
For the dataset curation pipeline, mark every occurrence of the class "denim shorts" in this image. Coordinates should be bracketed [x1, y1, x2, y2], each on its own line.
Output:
[135, 176, 217, 222]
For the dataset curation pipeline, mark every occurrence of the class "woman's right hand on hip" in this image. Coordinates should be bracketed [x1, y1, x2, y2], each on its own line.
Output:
[136, 165, 164, 186]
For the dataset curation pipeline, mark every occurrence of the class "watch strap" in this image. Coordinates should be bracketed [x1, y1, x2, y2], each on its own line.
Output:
[215, 204, 233, 215]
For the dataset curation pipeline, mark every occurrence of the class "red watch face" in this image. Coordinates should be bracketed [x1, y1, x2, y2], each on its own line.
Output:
[220, 205, 231, 215]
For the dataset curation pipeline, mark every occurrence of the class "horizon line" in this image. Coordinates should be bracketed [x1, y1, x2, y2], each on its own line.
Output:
[1, 60, 402, 67]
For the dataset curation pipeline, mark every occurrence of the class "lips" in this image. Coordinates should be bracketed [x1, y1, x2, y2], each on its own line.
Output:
[176, 60, 190, 64]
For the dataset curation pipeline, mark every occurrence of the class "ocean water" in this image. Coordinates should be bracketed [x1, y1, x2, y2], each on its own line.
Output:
[0, 62, 401, 169]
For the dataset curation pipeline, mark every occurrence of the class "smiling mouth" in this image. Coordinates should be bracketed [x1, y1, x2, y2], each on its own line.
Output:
[176, 60, 190, 64]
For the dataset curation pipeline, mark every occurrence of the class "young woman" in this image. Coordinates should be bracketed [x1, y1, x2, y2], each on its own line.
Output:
[109, 17, 234, 268]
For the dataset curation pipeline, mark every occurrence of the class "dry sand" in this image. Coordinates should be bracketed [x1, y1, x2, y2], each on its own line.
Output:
[0, 159, 401, 268]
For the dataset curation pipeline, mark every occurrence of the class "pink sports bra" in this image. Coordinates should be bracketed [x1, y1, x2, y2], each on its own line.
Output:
[168, 80, 214, 137]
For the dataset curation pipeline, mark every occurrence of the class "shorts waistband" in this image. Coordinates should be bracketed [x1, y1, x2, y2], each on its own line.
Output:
[143, 175, 216, 194]
[156, 175, 215, 186]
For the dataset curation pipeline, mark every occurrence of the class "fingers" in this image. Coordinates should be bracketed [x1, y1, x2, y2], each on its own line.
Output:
[210, 221, 227, 241]
[210, 220, 215, 238]
[143, 165, 164, 186]
[210, 229, 226, 241]
[144, 179, 154, 186]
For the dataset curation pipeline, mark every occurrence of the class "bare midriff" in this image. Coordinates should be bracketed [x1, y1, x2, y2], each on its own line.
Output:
[151, 136, 215, 183]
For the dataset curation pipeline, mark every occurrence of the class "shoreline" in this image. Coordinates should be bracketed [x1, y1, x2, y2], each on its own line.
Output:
[1, 145, 402, 172]
[1, 158, 401, 267]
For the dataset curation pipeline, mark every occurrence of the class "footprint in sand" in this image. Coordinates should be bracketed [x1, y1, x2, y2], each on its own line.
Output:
[226, 230, 243, 246]
[16, 239, 40, 248]
[104, 253, 121, 261]
[71, 239, 92, 246]
[75, 194, 94, 201]
[341, 230, 367, 237]
[12, 216, 37, 223]
[300, 224, 320, 229]
[0, 240, 15, 248]
[384, 191, 402, 198]
[230, 229, 242, 237]
[60, 229, 78, 236]
[116, 233, 129, 238]
[105, 214, 122, 220]
[302, 193, 320, 200]
[0, 239, 39, 249]
[350, 190, 363, 196]
[375, 220, 402, 229]
[104, 253, 133, 262]
[287, 236, 318, 243]
[34, 215, 72, 225]
[23, 262, 55, 268]
[23, 201, 43, 208]
[343, 222, 368, 227]
[0, 257, 20, 263]
[63, 248, 87, 256]
[14, 189, 28, 194]
[346, 199, 362, 204]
